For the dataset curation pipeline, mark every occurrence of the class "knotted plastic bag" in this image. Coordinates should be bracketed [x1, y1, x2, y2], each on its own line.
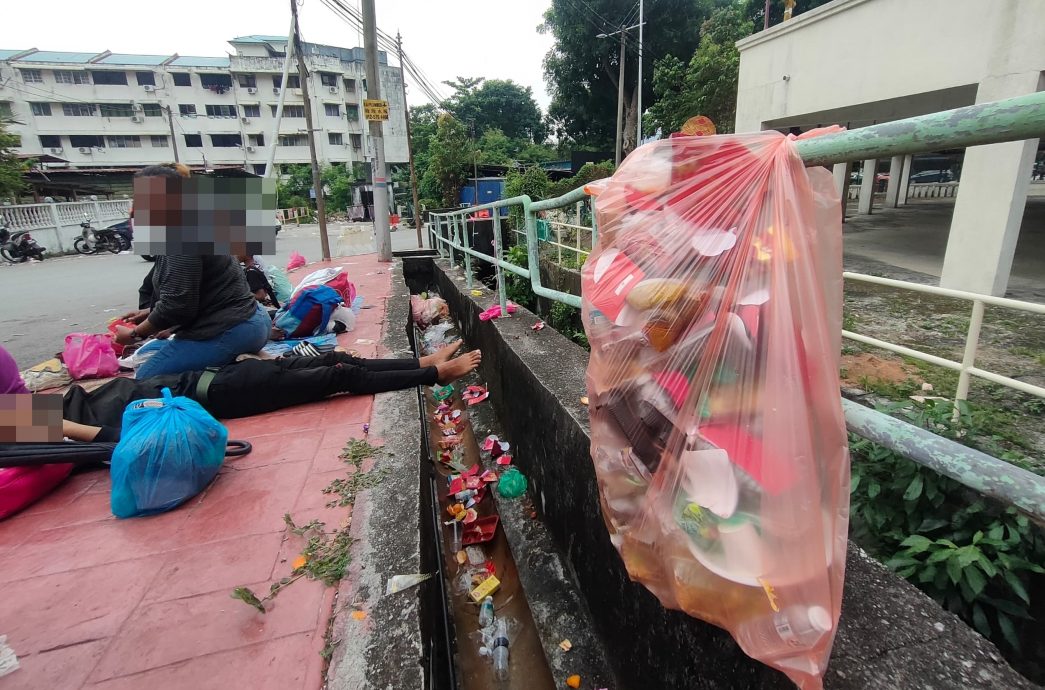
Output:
[110, 387, 227, 518]
[581, 131, 848, 689]
[63, 333, 119, 381]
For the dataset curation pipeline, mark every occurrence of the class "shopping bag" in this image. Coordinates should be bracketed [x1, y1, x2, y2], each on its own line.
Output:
[63, 333, 119, 380]
[110, 387, 227, 518]
[581, 131, 848, 689]
[287, 250, 306, 271]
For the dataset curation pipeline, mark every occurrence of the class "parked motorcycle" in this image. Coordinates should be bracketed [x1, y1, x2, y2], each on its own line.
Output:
[0, 220, 46, 263]
[74, 217, 123, 255]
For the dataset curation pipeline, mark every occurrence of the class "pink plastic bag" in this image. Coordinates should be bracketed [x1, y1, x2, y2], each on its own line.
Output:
[63, 333, 119, 381]
[478, 302, 518, 321]
[287, 251, 306, 271]
[581, 132, 848, 688]
[0, 464, 74, 520]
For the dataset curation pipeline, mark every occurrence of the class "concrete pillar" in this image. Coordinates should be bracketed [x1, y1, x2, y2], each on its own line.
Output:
[897, 154, 912, 206]
[885, 155, 903, 207]
[833, 161, 851, 220]
[857, 159, 876, 214]
[940, 73, 1043, 296]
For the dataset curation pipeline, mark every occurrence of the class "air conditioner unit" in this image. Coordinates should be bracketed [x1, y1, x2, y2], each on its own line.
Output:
[131, 115, 143, 123]
[78, 147, 92, 154]
[247, 86, 257, 94]
[246, 145, 256, 152]
[241, 116, 250, 124]
[328, 86, 337, 94]
[292, 88, 303, 97]
[272, 87, 281, 95]
[49, 147, 63, 154]
[143, 84, 156, 92]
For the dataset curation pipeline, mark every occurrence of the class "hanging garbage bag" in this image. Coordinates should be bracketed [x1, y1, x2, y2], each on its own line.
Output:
[581, 130, 849, 689]
[110, 387, 227, 518]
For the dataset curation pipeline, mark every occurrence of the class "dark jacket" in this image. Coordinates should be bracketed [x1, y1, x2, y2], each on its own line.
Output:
[142, 256, 258, 340]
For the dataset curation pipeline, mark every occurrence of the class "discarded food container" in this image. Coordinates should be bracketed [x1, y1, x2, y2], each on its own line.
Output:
[463, 515, 499, 545]
[469, 574, 501, 603]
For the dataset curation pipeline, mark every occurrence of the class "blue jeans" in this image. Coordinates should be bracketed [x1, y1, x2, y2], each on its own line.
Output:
[136, 304, 271, 379]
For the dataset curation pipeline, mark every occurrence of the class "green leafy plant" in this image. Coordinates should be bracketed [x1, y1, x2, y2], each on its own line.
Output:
[548, 300, 589, 349]
[502, 244, 536, 311]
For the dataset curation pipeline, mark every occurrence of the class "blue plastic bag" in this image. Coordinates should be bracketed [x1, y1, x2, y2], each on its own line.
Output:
[110, 387, 227, 518]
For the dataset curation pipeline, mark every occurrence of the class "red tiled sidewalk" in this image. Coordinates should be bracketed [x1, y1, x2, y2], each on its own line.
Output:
[0, 254, 393, 690]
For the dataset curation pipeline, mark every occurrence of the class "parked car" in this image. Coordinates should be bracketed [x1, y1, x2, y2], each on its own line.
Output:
[909, 169, 955, 184]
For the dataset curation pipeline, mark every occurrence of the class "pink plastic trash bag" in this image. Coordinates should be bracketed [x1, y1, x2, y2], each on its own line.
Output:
[0, 464, 74, 520]
[581, 131, 848, 689]
[287, 250, 306, 271]
[63, 333, 119, 381]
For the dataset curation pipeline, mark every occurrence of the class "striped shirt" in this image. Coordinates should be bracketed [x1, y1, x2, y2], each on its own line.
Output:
[145, 256, 258, 340]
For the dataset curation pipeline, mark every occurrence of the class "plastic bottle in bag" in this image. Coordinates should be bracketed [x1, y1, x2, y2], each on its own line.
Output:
[735, 606, 833, 663]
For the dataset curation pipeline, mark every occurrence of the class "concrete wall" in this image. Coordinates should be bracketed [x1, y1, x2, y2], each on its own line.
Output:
[735, 0, 1045, 131]
[428, 256, 1034, 689]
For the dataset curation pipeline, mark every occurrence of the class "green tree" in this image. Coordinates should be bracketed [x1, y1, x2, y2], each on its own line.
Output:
[647, 5, 753, 135]
[0, 120, 27, 202]
[476, 128, 515, 165]
[427, 114, 473, 207]
[504, 165, 551, 228]
[445, 78, 547, 143]
[547, 160, 615, 198]
[408, 103, 439, 166]
[322, 163, 354, 212]
[276, 163, 313, 209]
[540, 0, 720, 152]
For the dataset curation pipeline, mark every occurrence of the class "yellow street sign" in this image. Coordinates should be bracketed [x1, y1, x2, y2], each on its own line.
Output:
[364, 99, 389, 121]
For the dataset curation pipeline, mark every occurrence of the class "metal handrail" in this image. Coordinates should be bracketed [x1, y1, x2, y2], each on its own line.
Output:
[426, 91, 1045, 520]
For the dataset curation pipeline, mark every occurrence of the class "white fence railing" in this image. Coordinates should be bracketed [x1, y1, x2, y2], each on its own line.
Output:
[847, 182, 959, 200]
[0, 199, 131, 253]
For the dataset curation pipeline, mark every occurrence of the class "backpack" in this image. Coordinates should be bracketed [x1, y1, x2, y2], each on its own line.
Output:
[272, 285, 344, 338]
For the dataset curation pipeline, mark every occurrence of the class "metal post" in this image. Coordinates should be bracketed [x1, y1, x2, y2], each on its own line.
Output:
[954, 299, 986, 419]
[615, 31, 625, 165]
[290, 0, 331, 260]
[492, 210, 508, 316]
[462, 215, 473, 288]
[164, 105, 180, 163]
[556, 224, 562, 265]
[397, 33, 423, 248]
[264, 15, 295, 178]
[362, 0, 392, 262]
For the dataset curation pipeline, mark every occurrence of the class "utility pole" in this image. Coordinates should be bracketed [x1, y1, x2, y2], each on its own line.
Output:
[290, 0, 331, 260]
[636, 0, 644, 147]
[264, 14, 296, 178]
[165, 105, 180, 162]
[598, 22, 642, 163]
[397, 32, 423, 248]
[764, 0, 771, 30]
[363, 0, 392, 262]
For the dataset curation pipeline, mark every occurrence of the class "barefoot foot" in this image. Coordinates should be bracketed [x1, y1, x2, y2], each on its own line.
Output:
[435, 350, 482, 385]
[420, 339, 463, 367]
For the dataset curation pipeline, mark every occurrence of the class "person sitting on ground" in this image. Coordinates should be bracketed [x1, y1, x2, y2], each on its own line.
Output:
[238, 254, 280, 310]
[61, 341, 481, 442]
[115, 164, 270, 378]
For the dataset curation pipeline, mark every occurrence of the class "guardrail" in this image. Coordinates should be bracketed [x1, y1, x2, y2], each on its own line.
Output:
[0, 198, 131, 252]
[427, 92, 1045, 521]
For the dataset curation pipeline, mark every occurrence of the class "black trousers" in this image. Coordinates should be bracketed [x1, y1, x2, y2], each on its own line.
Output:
[205, 352, 438, 419]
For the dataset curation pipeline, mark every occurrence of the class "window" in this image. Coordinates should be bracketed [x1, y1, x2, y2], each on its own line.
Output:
[270, 104, 304, 118]
[0, 102, 11, 118]
[350, 133, 362, 149]
[272, 75, 282, 88]
[248, 133, 265, 147]
[38, 135, 61, 148]
[62, 103, 96, 117]
[343, 78, 356, 91]
[179, 104, 197, 116]
[30, 102, 52, 116]
[205, 104, 237, 117]
[362, 78, 367, 92]
[172, 73, 191, 87]
[242, 104, 260, 118]
[237, 73, 257, 88]
[107, 135, 141, 148]
[151, 135, 168, 148]
[346, 104, 359, 121]
[320, 73, 337, 87]
[136, 71, 156, 86]
[70, 135, 105, 148]
[184, 134, 203, 147]
[278, 134, 307, 146]
[328, 132, 343, 146]
[200, 73, 232, 89]
[90, 71, 128, 86]
[142, 103, 162, 117]
[271, 74, 301, 89]
[210, 134, 242, 148]
[324, 103, 340, 117]
[99, 103, 134, 118]
[252, 164, 267, 175]
[19, 69, 43, 84]
[54, 70, 90, 85]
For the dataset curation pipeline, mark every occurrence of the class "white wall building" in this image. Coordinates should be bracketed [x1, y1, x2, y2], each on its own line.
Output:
[734, 0, 1045, 296]
[0, 35, 408, 176]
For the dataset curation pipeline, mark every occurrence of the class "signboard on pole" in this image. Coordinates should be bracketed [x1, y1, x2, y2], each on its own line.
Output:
[364, 99, 389, 121]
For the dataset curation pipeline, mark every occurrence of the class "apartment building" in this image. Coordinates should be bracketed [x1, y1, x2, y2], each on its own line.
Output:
[0, 35, 409, 175]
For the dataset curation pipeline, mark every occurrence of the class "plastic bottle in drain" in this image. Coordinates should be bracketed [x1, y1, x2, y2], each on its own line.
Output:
[491, 618, 510, 680]
[479, 596, 495, 627]
[735, 605, 833, 659]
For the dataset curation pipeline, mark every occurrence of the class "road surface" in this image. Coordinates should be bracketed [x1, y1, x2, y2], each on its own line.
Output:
[0, 223, 426, 368]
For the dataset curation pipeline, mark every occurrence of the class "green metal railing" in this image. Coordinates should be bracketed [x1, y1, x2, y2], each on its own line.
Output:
[427, 92, 1045, 521]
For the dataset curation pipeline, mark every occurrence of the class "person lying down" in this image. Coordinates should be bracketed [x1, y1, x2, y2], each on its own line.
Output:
[62, 341, 481, 442]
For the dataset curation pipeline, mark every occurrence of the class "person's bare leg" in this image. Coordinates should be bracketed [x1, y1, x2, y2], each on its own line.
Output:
[435, 350, 482, 385]
[420, 339, 462, 368]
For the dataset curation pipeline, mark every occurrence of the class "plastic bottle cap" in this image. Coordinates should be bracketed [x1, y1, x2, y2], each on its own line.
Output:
[807, 606, 833, 633]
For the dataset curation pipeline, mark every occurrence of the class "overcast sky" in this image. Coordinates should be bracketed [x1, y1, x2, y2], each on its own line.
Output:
[0, 0, 556, 109]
